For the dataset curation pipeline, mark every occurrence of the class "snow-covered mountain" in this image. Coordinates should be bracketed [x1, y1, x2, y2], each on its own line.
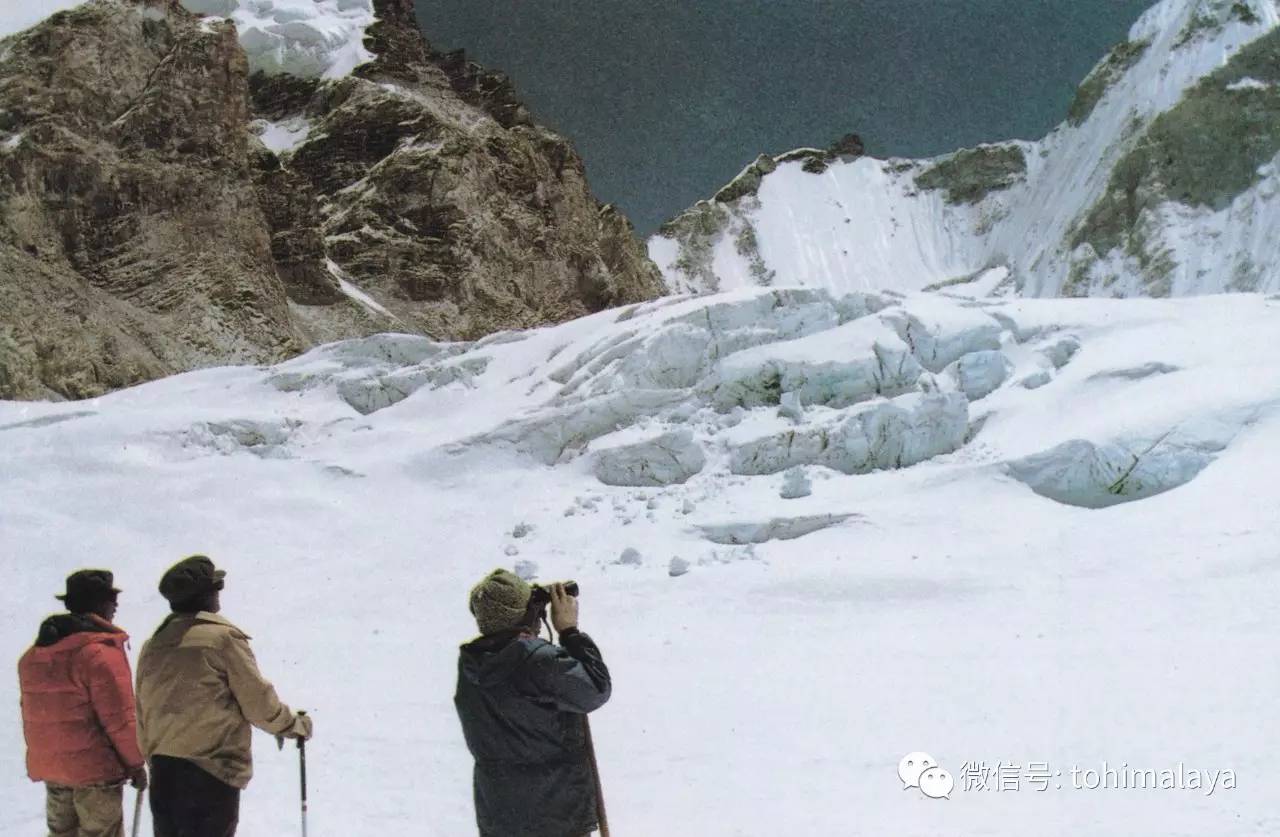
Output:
[3, 284, 1279, 834]
[4, 1, 1279, 835]
[650, 0, 1280, 299]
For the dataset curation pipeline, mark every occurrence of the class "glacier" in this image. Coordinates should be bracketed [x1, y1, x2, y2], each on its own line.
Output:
[2, 287, 1279, 834]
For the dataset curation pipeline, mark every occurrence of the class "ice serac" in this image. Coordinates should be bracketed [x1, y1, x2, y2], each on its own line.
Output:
[591, 427, 706, 486]
[1005, 432, 1225, 508]
[648, 0, 1280, 300]
[439, 289, 991, 487]
[726, 392, 970, 476]
[697, 514, 858, 545]
[700, 316, 921, 411]
[946, 350, 1014, 401]
[779, 466, 813, 499]
[0, 0, 662, 400]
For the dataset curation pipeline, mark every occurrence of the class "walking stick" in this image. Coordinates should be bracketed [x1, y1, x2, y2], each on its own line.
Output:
[279, 711, 309, 837]
[298, 714, 309, 837]
[297, 736, 309, 837]
[130, 788, 144, 837]
[547, 601, 608, 837]
[582, 717, 610, 837]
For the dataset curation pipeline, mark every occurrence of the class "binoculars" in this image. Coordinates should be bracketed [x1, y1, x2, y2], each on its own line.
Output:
[530, 581, 579, 606]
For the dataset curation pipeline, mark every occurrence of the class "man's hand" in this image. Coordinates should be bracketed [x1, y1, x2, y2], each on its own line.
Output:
[129, 766, 148, 791]
[281, 711, 313, 741]
[550, 582, 578, 634]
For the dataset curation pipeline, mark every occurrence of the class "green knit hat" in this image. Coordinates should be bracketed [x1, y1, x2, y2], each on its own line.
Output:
[469, 569, 534, 635]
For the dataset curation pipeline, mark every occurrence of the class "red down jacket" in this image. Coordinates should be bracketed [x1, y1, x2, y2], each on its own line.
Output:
[18, 614, 145, 786]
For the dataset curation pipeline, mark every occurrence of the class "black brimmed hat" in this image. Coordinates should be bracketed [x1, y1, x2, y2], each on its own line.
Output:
[55, 570, 121, 605]
[158, 555, 226, 605]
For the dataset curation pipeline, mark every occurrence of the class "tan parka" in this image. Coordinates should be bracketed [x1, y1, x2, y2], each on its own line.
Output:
[135, 612, 305, 789]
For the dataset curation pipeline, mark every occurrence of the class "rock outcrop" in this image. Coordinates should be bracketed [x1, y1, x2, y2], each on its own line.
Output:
[0, 0, 663, 400]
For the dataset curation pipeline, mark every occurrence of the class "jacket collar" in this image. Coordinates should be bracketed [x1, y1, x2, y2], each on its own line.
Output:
[85, 613, 126, 633]
[462, 628, 537, 654]
[190, 611, 247, 634]
[155, 611, 250, 639]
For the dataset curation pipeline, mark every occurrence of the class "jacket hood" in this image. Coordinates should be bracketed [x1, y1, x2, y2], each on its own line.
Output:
[33, 613, 125, 649]
[459, 630, 543, 688]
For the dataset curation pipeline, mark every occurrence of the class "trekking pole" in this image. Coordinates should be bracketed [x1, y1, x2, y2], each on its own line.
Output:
[582, 717, 610, 837]
[278, 712, 309, 837]
[548, 607, 608, 836]
[131, 788, 144, 837]
[298, 713, 309, 837]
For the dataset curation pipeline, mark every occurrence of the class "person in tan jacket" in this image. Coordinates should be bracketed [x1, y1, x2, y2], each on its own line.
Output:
[135, 556, 312, 837]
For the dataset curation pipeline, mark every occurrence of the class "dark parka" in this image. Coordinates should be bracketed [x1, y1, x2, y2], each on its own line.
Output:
[455, 628, 611, 837]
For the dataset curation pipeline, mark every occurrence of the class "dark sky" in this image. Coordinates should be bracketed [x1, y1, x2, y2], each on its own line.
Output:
[412, 1, 1155, 235]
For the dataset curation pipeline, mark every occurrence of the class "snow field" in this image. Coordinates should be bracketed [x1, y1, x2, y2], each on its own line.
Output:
[3, 287, 1279, 834]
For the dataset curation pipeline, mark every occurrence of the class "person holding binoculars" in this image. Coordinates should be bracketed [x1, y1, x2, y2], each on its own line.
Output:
[455, 570, 612, 837]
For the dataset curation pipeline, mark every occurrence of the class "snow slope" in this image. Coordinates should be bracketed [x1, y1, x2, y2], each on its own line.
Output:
[179, 0, 375, 78]
[3, 286, 1278, 835]
[651, 0, 1280, 300]
[2, 1, 377, 78]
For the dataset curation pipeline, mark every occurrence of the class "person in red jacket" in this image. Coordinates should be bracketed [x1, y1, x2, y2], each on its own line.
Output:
[18, 570, 148, 837]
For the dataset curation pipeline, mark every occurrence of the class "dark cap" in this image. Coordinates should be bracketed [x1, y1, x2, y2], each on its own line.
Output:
[158, 555, 226, 605]
[56, 569, 121, 605]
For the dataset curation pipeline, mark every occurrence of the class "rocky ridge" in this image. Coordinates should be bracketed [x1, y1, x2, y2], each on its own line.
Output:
[0, 0, 662, 400]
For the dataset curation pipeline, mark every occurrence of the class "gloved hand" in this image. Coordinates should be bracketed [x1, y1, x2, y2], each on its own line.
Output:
[281, 711, 313, 741]
[129, 765, 148, 790]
